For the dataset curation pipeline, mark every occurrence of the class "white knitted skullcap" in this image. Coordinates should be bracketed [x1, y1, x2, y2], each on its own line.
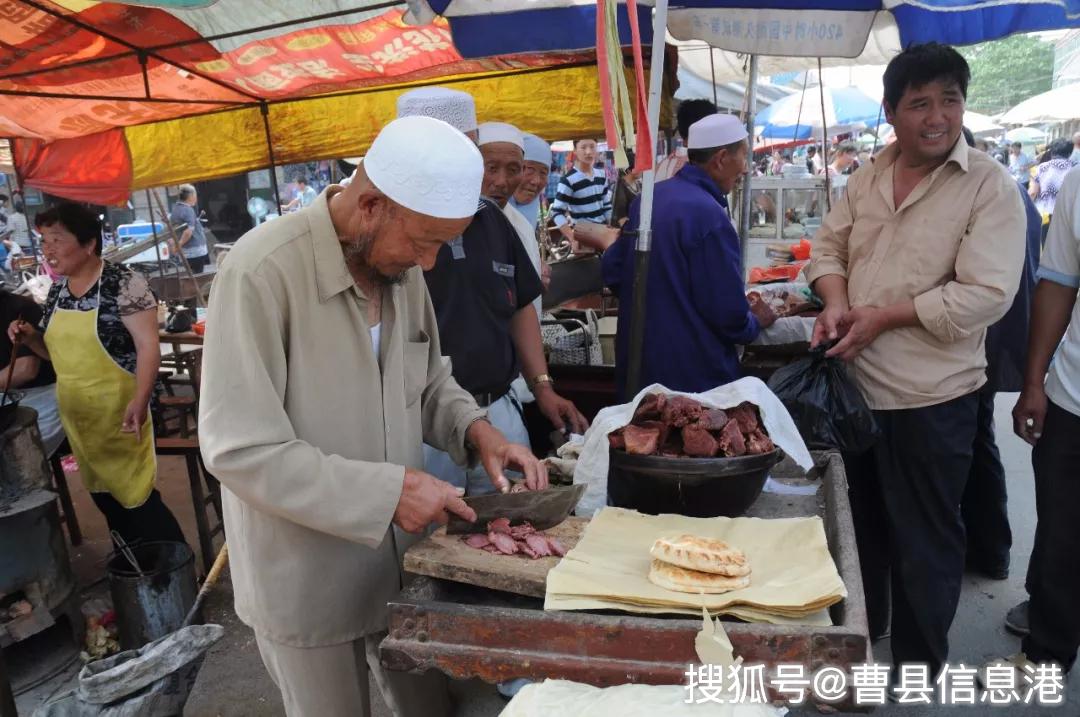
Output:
[364, 116, 482, 219]
[521, 134, 552, 166]
[477, 122, 524, 150]
[688, 114, 748, 149]
[395, 86, 477, 134]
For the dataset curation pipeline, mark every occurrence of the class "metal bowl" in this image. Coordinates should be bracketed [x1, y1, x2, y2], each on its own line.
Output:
[607, 449, 784, 518]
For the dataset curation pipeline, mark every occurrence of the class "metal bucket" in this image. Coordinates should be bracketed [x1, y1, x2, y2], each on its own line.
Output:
[108, 541, 197, 651]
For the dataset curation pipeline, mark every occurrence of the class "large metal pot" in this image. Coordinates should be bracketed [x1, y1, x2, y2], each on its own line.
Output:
[608, 449, 784, 518]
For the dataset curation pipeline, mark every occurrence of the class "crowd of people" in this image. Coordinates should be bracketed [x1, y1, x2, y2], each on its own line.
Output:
[4, 33, 1078, 717]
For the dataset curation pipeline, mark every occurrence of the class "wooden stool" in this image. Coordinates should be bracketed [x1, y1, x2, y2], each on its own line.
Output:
[47, 438, 83, 547]
[158, 395, 197, 437]
[155, 436, 223, 574]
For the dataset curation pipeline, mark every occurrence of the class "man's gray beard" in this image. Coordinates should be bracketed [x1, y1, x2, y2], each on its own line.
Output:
[341, 234, 407, 286]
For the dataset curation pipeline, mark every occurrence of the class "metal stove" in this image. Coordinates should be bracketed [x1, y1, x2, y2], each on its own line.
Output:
[0, 407, 81, 649]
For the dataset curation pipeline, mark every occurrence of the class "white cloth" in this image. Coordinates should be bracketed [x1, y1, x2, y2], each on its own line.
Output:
[500, 679, 787, 716]
[478, 122, 524, 150]
[395, 86, 477, 133]
[573, 378, 814, 516]
[1039, 168, 1080, 418]
[20, 383, 65, 457]
[364, 116, 483, 219]
[424, 393, 530, 496]
[687, 114, 747, 149]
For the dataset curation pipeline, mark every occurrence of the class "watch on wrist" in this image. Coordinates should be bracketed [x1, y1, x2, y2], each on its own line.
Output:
[529, 373, 554, 390]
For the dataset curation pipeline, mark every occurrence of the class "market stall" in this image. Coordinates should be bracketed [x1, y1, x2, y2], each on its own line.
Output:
[385, 451, 870, 711]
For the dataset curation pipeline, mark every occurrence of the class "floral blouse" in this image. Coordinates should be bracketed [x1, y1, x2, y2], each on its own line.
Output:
[39, 261, 157, 374]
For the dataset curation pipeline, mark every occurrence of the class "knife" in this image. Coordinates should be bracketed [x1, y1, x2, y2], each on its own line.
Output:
[446, 483, 586, 535]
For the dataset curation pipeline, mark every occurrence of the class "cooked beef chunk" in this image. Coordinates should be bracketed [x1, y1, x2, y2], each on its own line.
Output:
[623, 424, 662, 455]
[608, 429, 626, 450]
[682, 425, 719, 457]
[633, 392, 667, 421]
[745, 429, 776, 455]
[728, 402, 761, 433]
[717, 420, 747, 456]
[696, 408, 730, 431]
[488, 518, 511, 535]
[661, 395, 705, 427]
[637, 420, 670, 446]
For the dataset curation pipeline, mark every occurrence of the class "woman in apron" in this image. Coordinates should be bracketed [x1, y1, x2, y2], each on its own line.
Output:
[9, 203, 184, 546]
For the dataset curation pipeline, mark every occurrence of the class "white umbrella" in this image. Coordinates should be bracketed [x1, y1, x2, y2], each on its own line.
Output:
[964, 110, 1002, 137]
[1005, 127, 1048, 145]
[1000, 83, 1080, 124]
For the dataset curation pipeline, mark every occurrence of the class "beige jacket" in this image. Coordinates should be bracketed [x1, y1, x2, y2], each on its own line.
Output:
[806, 139, 1024, 410]
[199, 188, 485, 647]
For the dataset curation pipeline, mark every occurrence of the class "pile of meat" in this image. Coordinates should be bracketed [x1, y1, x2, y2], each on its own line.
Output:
[746, 288, 818, 318]
[462, 518, 568, 560]
[608, 393, 776, 458]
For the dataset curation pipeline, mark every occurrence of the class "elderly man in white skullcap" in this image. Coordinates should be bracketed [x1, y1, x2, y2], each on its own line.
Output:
[510, 133, 553, 230]
[406, 92, 589, 496]
[199, 116, 546, 717]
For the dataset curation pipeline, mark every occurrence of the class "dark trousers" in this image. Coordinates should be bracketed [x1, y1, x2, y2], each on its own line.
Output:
[845, 392, 978, 675]
[1022, 401, 1080, 672]
[960, 386, 1012, 574]
[91, 488, 187, 547]
[185, 254, 209, 273]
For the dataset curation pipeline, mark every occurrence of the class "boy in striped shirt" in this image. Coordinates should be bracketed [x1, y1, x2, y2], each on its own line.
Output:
[551, 138, 612, 247]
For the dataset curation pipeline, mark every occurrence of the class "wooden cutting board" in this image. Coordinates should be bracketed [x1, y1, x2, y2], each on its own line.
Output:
[403, 517, 588, 598]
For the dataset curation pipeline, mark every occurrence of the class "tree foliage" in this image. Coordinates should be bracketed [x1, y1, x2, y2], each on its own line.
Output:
[959, 35, 1055, 115]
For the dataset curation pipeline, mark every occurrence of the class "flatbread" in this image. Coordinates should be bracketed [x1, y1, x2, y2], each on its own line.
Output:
[650, 534, 750, 577]
[647, 559, 751, 594]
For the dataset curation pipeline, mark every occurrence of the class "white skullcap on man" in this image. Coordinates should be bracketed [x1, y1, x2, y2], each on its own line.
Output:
[477, 122, 524, 150]
[364, 116, 483, 219]
[687, 114, 749, 149]
[521, 134, 552, 166]
[396, 86, 477, 134]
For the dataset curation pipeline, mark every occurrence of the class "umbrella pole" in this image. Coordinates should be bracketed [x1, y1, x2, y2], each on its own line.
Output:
[709, 47, 718, 109]
[625, 0, 668, 397]
[818, 58, 831, 212]
[260, 102, 282, 217]
[737, 54, 758, 278]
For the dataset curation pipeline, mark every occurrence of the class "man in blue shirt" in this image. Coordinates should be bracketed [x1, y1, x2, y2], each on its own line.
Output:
[602, 114, 775, 399]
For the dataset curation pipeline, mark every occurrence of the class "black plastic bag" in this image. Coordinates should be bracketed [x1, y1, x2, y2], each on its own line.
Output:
[164, 307, 193, 334]
[767, 346, 880, 453]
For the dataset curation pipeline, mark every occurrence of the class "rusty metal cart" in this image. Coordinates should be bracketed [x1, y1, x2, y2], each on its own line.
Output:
[382, 451, 871, 711]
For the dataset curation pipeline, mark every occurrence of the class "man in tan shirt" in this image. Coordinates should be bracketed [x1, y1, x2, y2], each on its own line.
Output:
[807, 43, 1025, 677]
[199, 117, 546, 717]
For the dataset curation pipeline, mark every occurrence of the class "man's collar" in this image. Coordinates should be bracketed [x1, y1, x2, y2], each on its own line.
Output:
[308, 186, 356, 303]
[870, 134, 970, 175]
[677, 163, 726, 205]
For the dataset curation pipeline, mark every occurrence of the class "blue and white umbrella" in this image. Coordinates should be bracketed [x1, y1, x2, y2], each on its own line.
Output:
[754, 85, 883, 139]
[408, 1, 1080, 59]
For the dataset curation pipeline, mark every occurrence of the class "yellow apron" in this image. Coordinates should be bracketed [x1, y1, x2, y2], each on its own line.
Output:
[44, 280, 155, 508]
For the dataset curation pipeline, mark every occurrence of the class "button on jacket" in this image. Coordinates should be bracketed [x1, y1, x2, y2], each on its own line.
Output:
[199, 187, 485, 647]
[807, 139, 1025, 410]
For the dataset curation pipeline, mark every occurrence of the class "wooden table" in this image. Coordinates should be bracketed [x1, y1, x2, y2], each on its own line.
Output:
[382, 452, 871, 712]
[159, 330, 203, 346]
